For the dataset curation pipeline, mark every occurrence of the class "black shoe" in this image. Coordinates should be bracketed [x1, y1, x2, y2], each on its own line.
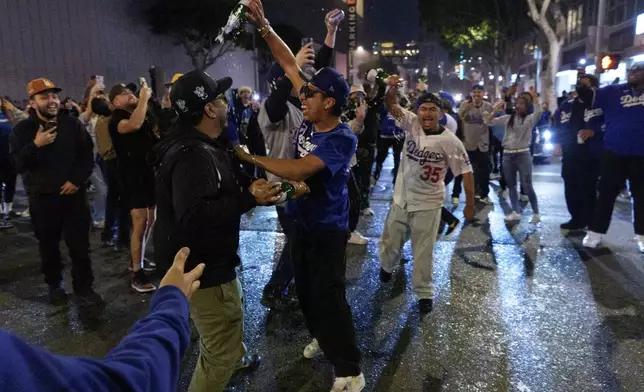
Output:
[0, 219, 14, 230]
[419, 299, 433, 314]
[143, 259, 156, 272]
[48, 286, 68, 305]
[74, 288, 105, 307]
[235, 354, 261, 373]
[560, 221, 586, 231]
[379, 268, 392, 283]
[261, 288, 298, 311]
[444, 218, 461, 237]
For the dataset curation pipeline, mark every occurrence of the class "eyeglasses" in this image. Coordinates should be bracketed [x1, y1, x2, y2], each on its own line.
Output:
[299, 83, 326, 99]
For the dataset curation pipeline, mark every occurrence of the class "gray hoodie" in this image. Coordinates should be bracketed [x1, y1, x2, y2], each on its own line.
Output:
[489, 108, 543, 150]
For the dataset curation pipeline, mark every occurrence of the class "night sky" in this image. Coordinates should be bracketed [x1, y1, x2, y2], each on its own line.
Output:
[364, 0, 419, 45]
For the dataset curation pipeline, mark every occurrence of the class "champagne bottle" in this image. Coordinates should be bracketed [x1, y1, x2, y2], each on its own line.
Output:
[366, 69, 400, 86]
[275, 181, 296, 205]
[216, 0, 251, 44]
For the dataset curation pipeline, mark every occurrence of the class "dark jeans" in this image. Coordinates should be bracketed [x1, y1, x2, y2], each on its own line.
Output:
[348, 169, 362, 232]
[467, 149, 490, 198]
[589, 150, 644, 235]
[0, 164, 17, 204]
[291, 223, 361, 377]
[103, 158, 130, 244]
[355, 146, 375, 209]
[374, 137, 403, 183]
[264, 206, 294, 295]
[28, 191, 94, 292]
[562, 152, 600, 226]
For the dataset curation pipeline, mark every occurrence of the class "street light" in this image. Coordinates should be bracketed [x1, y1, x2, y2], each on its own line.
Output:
[357, 46, 364, 52]
[579, 58, 587, 65]
[498, 75, 503, 81]
[489, 74, 494, 80]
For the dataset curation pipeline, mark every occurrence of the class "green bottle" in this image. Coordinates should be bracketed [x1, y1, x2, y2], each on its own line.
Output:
[366, 68, 400, 86]
[275, 181, 296, 205]
[216, 0, 251, 44]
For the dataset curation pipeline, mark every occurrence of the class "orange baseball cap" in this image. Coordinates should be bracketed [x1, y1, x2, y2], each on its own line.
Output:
[27, 78, 62, 97]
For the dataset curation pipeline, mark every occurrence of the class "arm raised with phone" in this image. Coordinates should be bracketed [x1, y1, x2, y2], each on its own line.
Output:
[117, 81, 152, 134]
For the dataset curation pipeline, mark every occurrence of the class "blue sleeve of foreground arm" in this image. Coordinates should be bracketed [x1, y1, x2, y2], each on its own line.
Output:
[0, 286, 190, 392]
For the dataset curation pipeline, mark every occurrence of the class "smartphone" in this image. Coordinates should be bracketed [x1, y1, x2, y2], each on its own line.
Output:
[301, 37, 314, 47]
[138, 77, 147, 88]
[95, 75, 104, 88]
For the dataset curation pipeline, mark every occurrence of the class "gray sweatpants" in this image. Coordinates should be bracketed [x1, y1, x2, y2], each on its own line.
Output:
[379, 204, 441, 300]
[503, 151, 539, 214]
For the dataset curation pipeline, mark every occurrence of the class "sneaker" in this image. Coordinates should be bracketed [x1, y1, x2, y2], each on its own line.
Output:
[582, 231, 602, 249]
[530, 214, 541, 224]
[619, 190, 631, 200]
[261, 287, 298, 311]
[637, 235, 644, 253]
[331, 373, 366, 392]
[490, 172, 501, 180]
[0, 219, 14, 230]
[48, 286, 68, 305]
[235, 353, 261, 373]
[303, 338, 324, 359]
[560, 221, 586, 231]
[444, 218, 461, 237]
[520, 195, 529, 202]
[478, 197, 493, 205]
[419, 298, 433, 314]
[362, 207, 374, 217]
[143, 259, 156, 272]
[348, 231, 368, 245]
[475, 195, 481, 200]
[7, 210, 21, 219]
[131, 269, 157, 293]
[504, 211, 521, 222]
[379, 267, 392, 283]
[93, 220, 105, 229]
[451, 197, 459, 205]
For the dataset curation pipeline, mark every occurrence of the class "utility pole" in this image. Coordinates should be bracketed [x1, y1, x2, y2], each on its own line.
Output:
[594, 0, 607, 76]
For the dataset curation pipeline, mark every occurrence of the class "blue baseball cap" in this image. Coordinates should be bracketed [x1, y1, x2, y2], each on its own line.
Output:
[438, 91, 455, 109]
[308, 67, 350, 112]
[471, 85, 484, 91]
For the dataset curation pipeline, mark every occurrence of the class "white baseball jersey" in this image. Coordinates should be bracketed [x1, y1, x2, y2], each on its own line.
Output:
[393, 108, 472, 212]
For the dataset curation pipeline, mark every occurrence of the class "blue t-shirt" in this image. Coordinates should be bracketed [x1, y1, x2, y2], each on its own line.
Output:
[0, 113, 12, 161]
[286, 121, 357, 231]
[593, 84, 644, 156]
[379, 104, 403, 138]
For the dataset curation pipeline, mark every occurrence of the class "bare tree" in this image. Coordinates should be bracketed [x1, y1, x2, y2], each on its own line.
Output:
[526, 0, 567, 108]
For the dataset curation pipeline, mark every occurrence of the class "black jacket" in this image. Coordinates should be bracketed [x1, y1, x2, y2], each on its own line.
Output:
[10, 114, 93, 195]
[149, 128, 257, 289]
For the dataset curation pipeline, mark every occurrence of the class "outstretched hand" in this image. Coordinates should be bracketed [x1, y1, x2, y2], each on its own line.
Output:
[159, 248, 205, 300]
[246, 0, 268, 27]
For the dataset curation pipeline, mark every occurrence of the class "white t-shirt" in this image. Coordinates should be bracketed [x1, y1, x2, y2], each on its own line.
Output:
[257, 100, 303, 183]
[393, 108, 472, 212]
[444, 113, 458, 134]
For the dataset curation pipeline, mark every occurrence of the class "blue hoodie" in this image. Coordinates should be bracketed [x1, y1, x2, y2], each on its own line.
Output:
[0, 286, 190, 392]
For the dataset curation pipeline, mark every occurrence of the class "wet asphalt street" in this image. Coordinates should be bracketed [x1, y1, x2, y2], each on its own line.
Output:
[1, 158, 644, 392]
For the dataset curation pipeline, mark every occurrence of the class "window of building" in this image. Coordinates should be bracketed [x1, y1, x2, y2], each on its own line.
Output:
[607, 0, 634, 25]
[566, 4, 584, 43]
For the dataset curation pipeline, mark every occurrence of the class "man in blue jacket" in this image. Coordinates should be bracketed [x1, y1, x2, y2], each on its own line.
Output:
[552, 74, 603, 231]
[0, 248, 205, 392]
[580, 63, 644, 252]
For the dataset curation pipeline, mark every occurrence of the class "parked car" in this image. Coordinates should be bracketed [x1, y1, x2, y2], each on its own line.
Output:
[532, 125, 554, 163]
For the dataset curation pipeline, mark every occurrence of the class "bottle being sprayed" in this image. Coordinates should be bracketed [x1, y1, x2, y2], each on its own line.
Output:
[366, 69, 402, 87]
[216, 0, 251, 44]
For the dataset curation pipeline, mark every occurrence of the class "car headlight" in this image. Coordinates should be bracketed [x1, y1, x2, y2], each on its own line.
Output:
[544, 142, 554, 151]
[454, 93, 463, 102]
[542, 129, 551, 141]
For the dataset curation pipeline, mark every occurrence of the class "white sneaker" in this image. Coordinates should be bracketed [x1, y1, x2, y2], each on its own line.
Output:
[637, 235, 644, 253]
[504, 211, 521, 222]
[479, 197, 493, 205]
[520, 195, 529, 202]
[331, 373, 366, 392]
[582, 231, 602, 249]
[530, 214, 541, 224]
[475, 195, 481, 200]
[362, 207, 374, 217]
[303, 338, 324, 359]
[348, 231, 368, 245]
[451, 197, 459, 205]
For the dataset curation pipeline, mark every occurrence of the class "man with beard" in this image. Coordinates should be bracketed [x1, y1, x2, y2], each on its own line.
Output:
[150, 71, 283, 392]
[10, 79, 100, 305]
[380, 80, 476, 314]
[108, 82, 158, 293]
[239, 1, 365, 389]
[581, 63, 644, 252]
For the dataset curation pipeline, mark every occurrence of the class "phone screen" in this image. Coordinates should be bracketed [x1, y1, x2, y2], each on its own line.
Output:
[96, 75, 104, 88]
[301, 37, 314, 47]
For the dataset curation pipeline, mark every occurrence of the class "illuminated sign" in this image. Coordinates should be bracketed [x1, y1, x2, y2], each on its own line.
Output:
[347, 0, 357, 52]
[637, 13, 644, 35]
[380, 42, 394, 48]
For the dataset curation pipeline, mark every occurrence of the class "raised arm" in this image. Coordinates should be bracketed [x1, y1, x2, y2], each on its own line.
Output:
[247, 0, 306, 92]
[117, 85, 151, 134]
[385, 77, 405, 120]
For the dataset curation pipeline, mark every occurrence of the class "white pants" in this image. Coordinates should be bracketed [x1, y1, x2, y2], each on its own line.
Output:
[379, 204, 441, 300]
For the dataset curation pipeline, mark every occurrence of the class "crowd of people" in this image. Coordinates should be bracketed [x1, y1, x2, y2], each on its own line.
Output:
[1, 0, 643, 390]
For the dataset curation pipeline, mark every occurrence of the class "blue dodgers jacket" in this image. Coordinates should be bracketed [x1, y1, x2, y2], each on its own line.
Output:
[0, 286, 190, 392]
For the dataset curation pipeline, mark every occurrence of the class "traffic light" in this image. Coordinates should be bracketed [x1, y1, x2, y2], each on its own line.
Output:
[600, 53, 621, 72]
